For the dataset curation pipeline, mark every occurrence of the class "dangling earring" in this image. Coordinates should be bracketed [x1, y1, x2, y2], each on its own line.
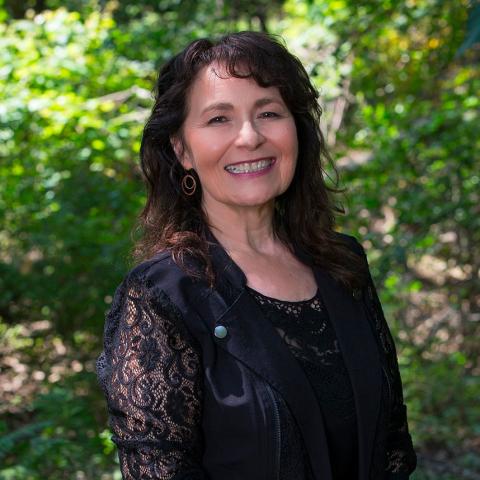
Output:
[181, 172, 197, 196]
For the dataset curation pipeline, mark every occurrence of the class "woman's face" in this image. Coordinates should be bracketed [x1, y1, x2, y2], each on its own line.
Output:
[176, 63, 298, 215]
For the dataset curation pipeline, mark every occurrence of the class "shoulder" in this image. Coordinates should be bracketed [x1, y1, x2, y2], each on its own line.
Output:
[98, 252, 204, 386]
[124, 249, 193, 291]
[118, 249, 209, 320]
[333, 231, 366, 257]
[106, 251, 180, 322]
[105, 250, 208, 343]
[127, 249, 175, 278]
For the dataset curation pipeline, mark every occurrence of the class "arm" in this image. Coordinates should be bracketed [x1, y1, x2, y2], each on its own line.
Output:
[97, 270, 207, 480]
[358, 245, 417, 478]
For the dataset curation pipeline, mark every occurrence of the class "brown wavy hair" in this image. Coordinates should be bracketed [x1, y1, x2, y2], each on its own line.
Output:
[135, 31, 366, 288]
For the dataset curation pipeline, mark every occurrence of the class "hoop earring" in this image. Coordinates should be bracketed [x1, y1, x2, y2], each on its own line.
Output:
[181, 173, 197, 196]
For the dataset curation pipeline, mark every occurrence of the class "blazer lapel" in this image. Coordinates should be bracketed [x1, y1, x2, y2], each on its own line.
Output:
[313, 267, 382, 480]
[202, 233, 382, 480]
[202, 286, 333, 480]
[197, 236, 333, 480]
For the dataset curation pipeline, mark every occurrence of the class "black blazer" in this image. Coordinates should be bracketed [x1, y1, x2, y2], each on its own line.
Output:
[98, 232, 416, 480]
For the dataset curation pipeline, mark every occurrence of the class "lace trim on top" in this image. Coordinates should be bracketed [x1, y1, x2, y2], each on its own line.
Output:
[245, 287, 322, 316]
[247, 287, 358, 478]
[246, 287, 356, 423]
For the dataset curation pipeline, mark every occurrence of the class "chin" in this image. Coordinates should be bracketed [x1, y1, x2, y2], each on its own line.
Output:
[228, 190, 279, 208]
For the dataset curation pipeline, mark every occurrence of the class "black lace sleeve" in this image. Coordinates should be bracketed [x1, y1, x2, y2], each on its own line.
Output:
[96, 270, 207, 480]
[361, 254, 417, 478]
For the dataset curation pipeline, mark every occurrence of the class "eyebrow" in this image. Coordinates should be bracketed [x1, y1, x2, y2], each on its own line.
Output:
[200, 97, 282, 116]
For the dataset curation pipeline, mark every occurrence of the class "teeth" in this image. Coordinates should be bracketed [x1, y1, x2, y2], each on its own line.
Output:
[225, 159, 273, 174]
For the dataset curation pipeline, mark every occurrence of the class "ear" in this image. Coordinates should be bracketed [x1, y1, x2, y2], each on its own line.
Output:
[170, 135, 194, 170]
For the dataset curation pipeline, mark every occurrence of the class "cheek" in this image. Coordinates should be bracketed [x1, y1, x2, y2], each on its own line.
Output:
[279, 124, 298, 160]
[188, 131, 230, 168]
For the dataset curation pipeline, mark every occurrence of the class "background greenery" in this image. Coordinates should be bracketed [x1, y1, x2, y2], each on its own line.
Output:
[0, 0, 479, 478]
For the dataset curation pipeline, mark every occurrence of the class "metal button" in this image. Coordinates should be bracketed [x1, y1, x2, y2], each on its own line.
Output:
[352, 288, 362, 300]
[214, 325, 228, 339]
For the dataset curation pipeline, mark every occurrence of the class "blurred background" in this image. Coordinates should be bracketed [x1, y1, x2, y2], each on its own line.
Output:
[0, 0, 479, 478]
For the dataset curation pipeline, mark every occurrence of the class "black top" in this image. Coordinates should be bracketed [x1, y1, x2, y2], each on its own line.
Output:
[247, 287, 358, 479]
[97, 237, 417, 480]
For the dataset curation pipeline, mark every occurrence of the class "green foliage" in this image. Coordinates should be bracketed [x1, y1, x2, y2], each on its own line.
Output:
[0, 8, 148, 336]
[1, 0, 478, 478]
[402, 350, 480, 449]
[0, 377, 118, 479]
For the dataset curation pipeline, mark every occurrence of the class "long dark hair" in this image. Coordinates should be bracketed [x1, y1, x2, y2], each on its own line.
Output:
[135, 31, 366, 288]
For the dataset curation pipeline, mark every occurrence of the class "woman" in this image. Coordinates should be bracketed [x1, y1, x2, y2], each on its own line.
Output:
[97, 31, 417, 480]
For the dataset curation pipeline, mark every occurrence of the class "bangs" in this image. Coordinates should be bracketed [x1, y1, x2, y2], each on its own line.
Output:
[186, 33, 293, 93]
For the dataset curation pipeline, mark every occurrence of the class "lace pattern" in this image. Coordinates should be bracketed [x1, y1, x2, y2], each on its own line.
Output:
[97, 271, 205, 480]
[248, 278, 416, 477]
[248, 288, 356, 422]
[364, 276, 417, 476]
[248, 288, 358, 478]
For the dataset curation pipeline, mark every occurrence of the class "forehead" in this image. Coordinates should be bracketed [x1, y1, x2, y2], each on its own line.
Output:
[187, 63, 283, 112]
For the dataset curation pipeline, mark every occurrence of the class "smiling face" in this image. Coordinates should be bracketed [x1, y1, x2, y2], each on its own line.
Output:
[175, 63, 298, 217]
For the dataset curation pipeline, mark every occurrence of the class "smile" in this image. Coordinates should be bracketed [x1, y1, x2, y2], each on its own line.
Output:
[224, 158, 275, 174]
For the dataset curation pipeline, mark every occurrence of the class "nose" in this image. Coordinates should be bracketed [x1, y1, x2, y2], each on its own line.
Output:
[234, 120, 265, 149]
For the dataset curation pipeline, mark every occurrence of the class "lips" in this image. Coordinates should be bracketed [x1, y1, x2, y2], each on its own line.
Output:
[224, 158, 275, 174]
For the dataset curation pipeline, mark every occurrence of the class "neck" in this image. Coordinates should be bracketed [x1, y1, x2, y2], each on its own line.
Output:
[204, 199, 280, 256]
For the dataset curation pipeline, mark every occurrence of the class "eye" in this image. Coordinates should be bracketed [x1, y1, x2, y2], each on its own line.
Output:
[207, 115, 228, 125]
[259, 111, 280, 119]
